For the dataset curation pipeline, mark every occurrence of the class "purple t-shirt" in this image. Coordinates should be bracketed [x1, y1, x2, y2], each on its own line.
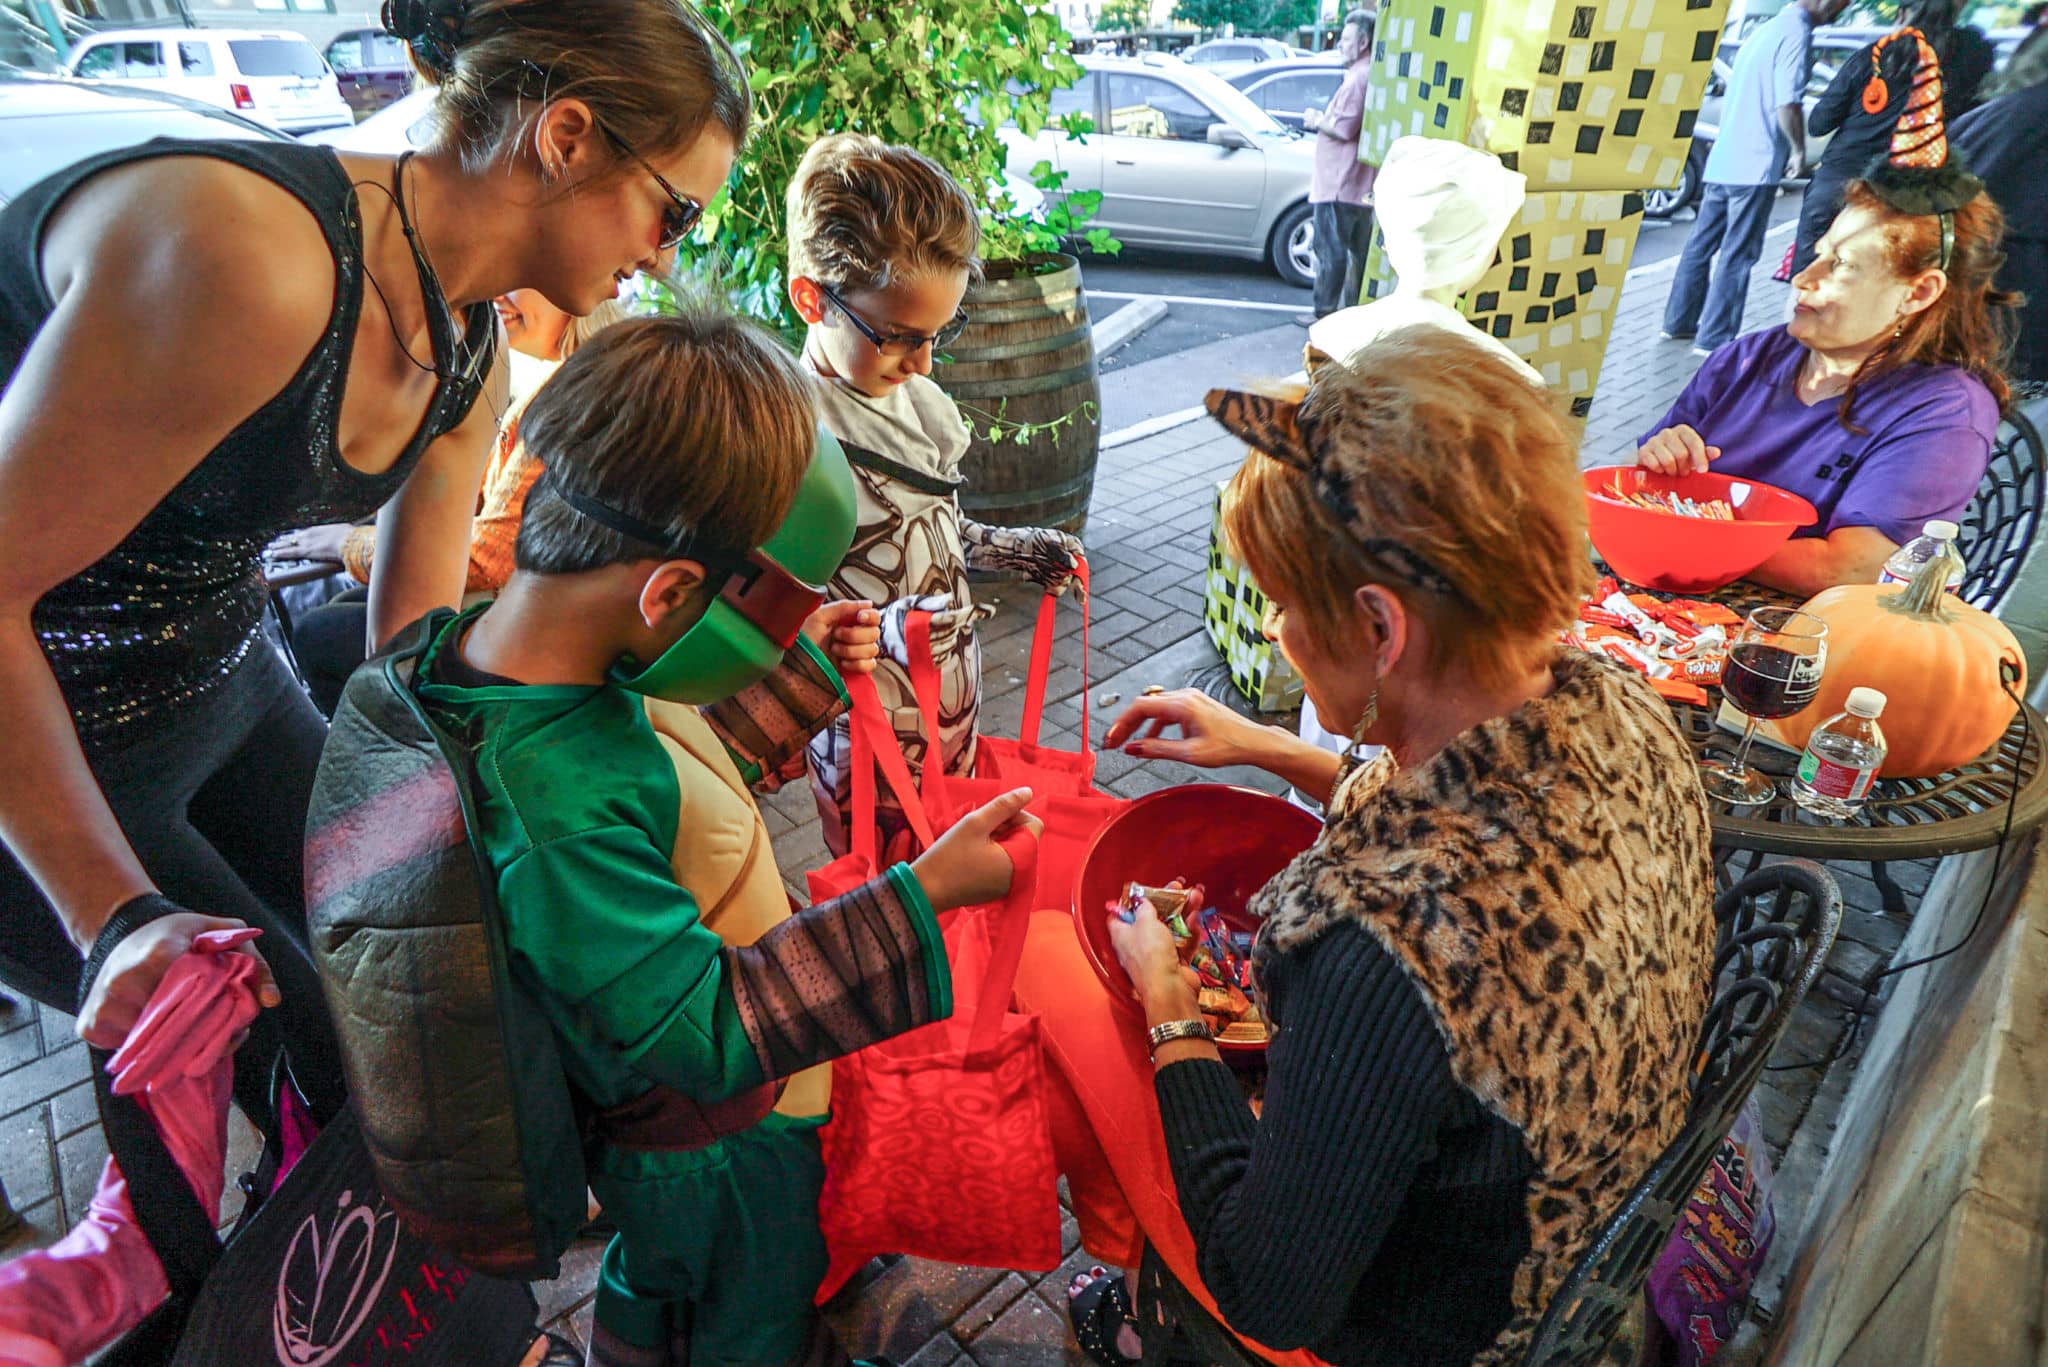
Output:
[1641, 326, 1998, 546]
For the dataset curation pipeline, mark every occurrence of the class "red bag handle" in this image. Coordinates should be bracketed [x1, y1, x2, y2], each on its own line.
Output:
[904, 556, 1093, 809]
[963, 828, 1040, 1058]
[845, 671, 937, 868]
[904, 610, 956, 818]
[1019, 556, 1090, 750]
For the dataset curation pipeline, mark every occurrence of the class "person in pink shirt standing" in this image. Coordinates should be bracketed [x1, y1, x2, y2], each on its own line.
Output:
[1303, 10, 1378, 321]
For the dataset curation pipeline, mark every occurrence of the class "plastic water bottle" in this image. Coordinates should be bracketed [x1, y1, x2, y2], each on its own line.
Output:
[1791, 688, 1888, 819]
[1879, 520, 1964, 593]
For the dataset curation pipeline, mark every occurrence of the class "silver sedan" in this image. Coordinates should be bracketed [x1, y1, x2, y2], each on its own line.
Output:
[1005, 53, 1319, 287]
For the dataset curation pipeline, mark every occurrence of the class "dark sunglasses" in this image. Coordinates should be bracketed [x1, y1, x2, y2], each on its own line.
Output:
[600, 127, 704, 251]
[817, 283, 969, 358]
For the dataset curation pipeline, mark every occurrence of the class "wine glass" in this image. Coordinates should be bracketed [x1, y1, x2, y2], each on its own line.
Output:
[1702, 606, 1829, 806]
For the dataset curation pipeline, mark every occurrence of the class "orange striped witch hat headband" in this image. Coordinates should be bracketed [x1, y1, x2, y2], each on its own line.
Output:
[1858, 26, 1981, 268]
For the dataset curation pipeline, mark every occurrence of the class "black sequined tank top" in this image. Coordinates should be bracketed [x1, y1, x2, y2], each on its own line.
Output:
[0, 140, 494, 751]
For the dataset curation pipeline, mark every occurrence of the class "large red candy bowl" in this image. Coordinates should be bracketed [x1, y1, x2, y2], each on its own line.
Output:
[1584, 466, 1817, 594]
[1073, 783, 1323, 1047]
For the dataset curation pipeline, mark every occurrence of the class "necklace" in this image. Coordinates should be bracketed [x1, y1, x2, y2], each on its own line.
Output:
[359, 151, 478, 385]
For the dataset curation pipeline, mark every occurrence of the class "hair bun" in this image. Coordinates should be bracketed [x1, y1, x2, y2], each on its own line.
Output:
[381, 0, 466, 78]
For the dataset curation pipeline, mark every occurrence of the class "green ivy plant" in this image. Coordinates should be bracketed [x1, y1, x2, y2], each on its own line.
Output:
[691, 0, 1119, 333]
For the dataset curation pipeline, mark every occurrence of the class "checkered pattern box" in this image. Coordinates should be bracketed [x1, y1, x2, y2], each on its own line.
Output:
[1201, 483, 1305, 714]
[1362, 188, 1646, 419]
[1360, 0, 1731, 193]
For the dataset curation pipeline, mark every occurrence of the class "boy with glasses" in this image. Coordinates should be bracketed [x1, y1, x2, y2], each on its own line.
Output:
[785, 134, 1086, 862]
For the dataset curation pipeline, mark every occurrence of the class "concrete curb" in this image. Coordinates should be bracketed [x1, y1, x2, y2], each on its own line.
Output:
[1090, 297, 1169, 359]
[1100, 368, 1308, 450]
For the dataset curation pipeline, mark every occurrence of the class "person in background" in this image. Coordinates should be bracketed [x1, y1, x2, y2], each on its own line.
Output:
[785, 134, 1082, 864]
[1794, 0, 1987, 276]
[1639, 66, 2012, 596]
[270, 293, 630, 715]
[1664, 0, 1850, 354]
[1952, 60, 2048, 390]
[1988, 3, 2048, 97]
[1299, 10, 1377, 323]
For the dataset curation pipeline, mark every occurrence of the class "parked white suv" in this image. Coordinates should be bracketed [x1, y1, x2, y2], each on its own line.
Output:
[66, 29, 352, 135]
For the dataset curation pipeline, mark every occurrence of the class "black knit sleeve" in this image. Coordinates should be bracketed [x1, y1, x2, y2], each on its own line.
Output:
[1154, 924, 1462, 1352]
[1809, 43, 1869, 138]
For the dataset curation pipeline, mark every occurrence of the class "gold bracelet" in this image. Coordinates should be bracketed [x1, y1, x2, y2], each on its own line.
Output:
[1147, 1018, 1215, 1056]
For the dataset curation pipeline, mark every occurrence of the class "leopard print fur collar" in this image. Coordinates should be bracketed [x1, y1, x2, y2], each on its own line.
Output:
[1250, 650, 1716, 1364]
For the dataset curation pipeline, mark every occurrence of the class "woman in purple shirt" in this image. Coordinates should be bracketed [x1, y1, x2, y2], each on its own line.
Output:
[1638, 179, 2013, 596]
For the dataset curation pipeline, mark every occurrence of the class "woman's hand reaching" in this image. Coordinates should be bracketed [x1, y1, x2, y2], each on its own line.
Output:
[1102, 689, 1272, 770]
[1635, 424, 1719, 476]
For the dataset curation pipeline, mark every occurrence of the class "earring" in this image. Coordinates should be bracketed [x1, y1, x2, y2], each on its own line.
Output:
[1351, 687, 1379, 746]
[1893, 317, 1906, 339]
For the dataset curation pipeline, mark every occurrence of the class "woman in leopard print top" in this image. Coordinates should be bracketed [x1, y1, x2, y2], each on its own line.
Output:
[1087, 327, 1717, 1367]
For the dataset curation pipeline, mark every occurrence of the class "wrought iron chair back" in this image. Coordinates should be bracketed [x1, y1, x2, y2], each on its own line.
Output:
[1958, 408, 2044, 613]
[1520, 859, 1842, 1367]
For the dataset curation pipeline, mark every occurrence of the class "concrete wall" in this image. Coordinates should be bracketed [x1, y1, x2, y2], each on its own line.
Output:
[1762, 833, 2048, 1366]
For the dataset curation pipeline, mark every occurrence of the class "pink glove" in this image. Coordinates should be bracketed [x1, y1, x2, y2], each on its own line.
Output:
[0, 930, 264, 1367]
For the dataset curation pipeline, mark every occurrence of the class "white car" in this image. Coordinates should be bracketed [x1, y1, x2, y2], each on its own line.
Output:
[1004, 53, 1319, 286]
[1180, 37, 1295, 73]
[65, 28, 351, 135]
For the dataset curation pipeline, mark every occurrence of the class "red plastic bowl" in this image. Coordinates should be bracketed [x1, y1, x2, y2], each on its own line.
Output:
[1583, 466, 1818, 594]
[1073, 784, 1324, 1045]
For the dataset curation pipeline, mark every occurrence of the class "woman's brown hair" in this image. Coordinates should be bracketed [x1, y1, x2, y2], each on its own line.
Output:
[514, 310, 815, 575]
[1218, 328, 1594, 693]
[388, 0, 750, 176]
[1834, 180, 2017, 427]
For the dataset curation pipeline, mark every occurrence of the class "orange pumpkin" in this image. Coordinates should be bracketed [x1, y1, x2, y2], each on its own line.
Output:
[1776, 561, 2026, 778]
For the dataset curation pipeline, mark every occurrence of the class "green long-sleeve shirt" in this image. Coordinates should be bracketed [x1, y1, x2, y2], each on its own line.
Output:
[415, 609, 949, 1114]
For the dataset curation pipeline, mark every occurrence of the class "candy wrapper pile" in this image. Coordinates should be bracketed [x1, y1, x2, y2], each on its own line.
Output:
[1112, 880, 1268, 1046]
[1563, 576, 1742, 707]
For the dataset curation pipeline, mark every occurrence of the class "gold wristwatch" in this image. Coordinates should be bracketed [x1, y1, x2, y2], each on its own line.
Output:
[1147, 1018, 1215, 1056]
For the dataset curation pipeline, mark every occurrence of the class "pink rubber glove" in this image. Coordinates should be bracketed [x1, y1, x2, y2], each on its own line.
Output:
[0, 931, 264, 1367]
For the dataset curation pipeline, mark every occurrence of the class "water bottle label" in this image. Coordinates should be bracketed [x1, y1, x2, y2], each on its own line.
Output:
[1797, 751, 1875, 799]
[1878, 567, 1961, 592]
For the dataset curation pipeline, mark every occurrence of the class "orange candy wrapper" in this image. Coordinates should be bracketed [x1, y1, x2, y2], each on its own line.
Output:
[1564, 578, 1734, 705]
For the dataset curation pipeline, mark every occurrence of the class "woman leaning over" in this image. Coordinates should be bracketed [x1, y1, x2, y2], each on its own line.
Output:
[1093, 328, 1718, 1365]
[0, 0, 747, 1098]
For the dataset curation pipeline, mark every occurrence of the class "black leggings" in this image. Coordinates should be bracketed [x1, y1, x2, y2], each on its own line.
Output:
[287, 585, 370, 719]
[0, 644, 344, 1116]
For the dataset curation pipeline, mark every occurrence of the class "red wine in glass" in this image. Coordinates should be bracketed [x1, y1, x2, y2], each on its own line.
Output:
[1720, 642, 1821, 721]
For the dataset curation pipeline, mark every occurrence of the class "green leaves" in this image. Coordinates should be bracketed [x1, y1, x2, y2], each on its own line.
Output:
[693, 0, 1116, 334]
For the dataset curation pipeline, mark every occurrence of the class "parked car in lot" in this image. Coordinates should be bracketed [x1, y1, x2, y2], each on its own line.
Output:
[1002, 53, 1319, 286]
[1224, 55, 1344, 132]
[1181, 37, 1296, 72]
[64, 28, 351, 135]
[323, 27, 411, 117]
[1, 75, 283, 205]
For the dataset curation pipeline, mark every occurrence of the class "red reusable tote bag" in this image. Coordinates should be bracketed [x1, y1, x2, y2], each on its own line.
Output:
[907, 560, 1129, 911]
[808, 673, 1062, 1301]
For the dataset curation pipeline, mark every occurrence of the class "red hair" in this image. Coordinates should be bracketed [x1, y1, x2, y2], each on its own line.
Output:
[1834, 180, 2017, 430]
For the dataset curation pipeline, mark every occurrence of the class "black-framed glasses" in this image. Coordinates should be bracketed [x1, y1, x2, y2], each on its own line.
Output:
[817, 282, 969, 358]
[600, 126, 704, 251]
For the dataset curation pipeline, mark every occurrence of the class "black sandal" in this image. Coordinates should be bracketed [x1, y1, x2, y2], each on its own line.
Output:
[1068, 1266, 1140, 1367]
[533, 1330, 582, 1366]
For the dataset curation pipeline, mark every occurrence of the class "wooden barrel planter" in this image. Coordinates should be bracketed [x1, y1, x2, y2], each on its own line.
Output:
[933, 252, 1101, 536]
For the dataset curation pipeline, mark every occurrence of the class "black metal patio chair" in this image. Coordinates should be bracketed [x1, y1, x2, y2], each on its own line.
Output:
[1958, 407, 2044, 613]
[1520, 859, 1842, 1367]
